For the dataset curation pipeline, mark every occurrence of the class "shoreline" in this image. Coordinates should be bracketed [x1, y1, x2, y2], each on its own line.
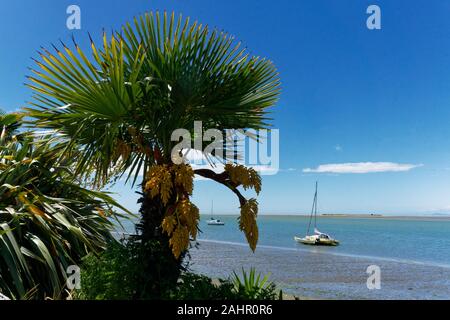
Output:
[189, 240, 450, 300]
[200, 214, 450, 221]
[196, 239, 450, 269]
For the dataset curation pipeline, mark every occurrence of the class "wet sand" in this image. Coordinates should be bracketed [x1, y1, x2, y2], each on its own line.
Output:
[188, 240, 450, 300]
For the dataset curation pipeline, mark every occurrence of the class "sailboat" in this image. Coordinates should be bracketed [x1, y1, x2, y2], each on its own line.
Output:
[294, 182, 339, 246]
[207, 201, 225, 226]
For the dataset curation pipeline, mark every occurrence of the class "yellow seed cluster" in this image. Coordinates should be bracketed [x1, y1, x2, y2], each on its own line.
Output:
[163, 200, 199, 258]
[161, 215, 177, 235]
[144, 165, 173, 205]
[114, 139, 131, 161]
[177, 199, 200, 239]
[145, 163, 262, 257]
[173, 164, 194, 195]
[145, 164, 199, 258]
[169, 225, 190, 259]
[239, 198, 259, 252]
[224, 164, 262, 195]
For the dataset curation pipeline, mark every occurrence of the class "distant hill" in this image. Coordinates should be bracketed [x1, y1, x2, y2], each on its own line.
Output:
[321, 213, 383, 217]
[430, 212, 450, 216]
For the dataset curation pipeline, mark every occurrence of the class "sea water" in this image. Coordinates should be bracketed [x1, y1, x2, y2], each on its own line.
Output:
[119, 215, 450, 298]
[197, 215, 450, 267]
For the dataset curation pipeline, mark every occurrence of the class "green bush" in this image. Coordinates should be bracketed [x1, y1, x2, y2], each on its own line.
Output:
[0, 113, 127, 299]
[76, 238, 179, 299]
[173, 272, 281, 300]
[76, 240, 281, 300]
[232, 268, 279, 300]
[76, 241, 137, 300]
[171, 273, 237, 300]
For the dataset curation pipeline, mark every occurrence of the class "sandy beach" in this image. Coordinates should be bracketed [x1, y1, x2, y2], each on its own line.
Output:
[189, 240, 450, 300]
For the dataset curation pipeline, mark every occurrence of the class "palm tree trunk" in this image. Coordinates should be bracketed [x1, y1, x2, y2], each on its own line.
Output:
[133, 191, 185, 299]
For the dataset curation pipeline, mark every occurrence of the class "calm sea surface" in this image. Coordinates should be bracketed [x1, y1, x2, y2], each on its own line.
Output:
[196, 215, 450, 267]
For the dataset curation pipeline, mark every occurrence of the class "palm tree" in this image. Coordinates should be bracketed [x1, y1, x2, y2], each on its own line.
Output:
[0, 115, 127, 299]
[25, 12, 280, 297]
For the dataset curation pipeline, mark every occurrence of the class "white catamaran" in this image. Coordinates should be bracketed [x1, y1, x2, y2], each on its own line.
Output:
[294, 182, 339, 246]
[207, 201, 225, 226]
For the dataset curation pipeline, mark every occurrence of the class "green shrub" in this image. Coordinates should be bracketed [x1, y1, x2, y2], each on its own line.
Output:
[76, 241, 136, 300]
[76, 241, 281, 300]
[171, 273, 237, 300]
[0, 114, 127, 299]
[232, 268, 279, 300]
[173, 272, 281, 300]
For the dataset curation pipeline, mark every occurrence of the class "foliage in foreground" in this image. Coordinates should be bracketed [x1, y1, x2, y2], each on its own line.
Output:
[232, 267, 278, 300]
[76, 241, 280, 300]
[76, 240, 137, 300]
[0, 114, 127, 299]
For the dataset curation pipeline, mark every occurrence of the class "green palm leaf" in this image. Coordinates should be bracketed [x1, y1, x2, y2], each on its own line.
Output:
[0, 116, 130, 299]
[25, 11, 280, 186]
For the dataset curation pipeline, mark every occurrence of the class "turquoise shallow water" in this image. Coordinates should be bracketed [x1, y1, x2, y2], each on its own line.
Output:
[197, 215, 450, 267]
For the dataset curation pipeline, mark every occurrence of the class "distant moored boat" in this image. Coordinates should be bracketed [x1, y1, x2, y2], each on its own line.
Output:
[294, 182, 339, 246]
[207, 200, 225, 226]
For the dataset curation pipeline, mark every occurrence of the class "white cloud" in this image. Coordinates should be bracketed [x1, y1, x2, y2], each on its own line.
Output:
[334, 145, 343, 152]
[303, 162, 423, 174]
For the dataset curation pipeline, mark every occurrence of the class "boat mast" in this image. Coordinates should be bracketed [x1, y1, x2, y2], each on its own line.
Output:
[211, 200, 214, 220]
[306, 181, 318, 235]
[314, 181, 318, 230]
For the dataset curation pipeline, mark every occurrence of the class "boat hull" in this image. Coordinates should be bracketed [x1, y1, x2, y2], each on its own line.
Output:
[207, 221, 225, 226]
[294, 236, 339, 246]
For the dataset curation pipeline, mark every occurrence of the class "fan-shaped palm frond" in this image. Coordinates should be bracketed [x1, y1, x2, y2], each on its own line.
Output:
[25, 11, 280, 186]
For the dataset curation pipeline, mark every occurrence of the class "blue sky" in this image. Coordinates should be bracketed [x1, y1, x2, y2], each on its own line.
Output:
[2, 0, 450, 215]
